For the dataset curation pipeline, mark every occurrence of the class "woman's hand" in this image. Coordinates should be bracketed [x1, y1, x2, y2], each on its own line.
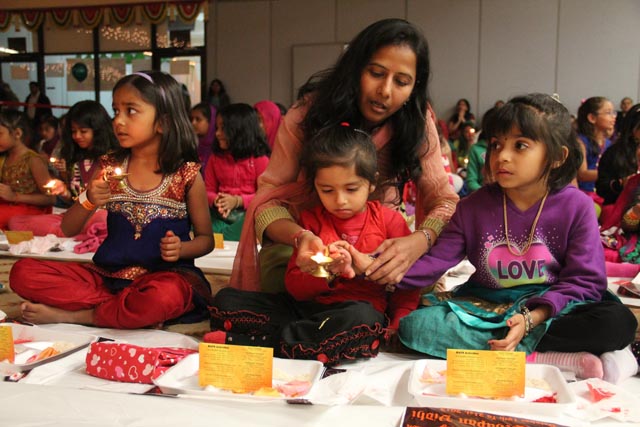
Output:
[0, 183, 16, 202]
[295, 231, 325, 274]
[160, 230, 182, 262]
[487, 313, 525, 351]
[364, 232, 429, 285]
[345, 243, 375, 276]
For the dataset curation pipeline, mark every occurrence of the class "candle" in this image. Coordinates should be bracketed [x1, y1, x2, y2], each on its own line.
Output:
[311, 252, 333, 265]
[43, 180, 56, 195]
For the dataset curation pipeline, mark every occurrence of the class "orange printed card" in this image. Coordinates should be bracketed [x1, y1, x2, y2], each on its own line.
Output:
[0, 326, 15, 363]
[446, 349, 525, 399]
[198, 343, 272, 393]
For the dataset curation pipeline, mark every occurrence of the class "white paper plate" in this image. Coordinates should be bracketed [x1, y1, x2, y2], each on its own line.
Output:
[408, 359, 576, 416]
[0, 323, 97, 374]
[154, 353, 324, 402]
[0, 310, 6, 322]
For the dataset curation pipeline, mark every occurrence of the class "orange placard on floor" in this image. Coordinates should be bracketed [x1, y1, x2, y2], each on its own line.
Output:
[446, 349, 525, 399]
[198, 343, 272, 393]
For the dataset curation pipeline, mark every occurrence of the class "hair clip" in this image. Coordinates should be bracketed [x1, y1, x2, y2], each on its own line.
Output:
[340, 122, 350, 127]
[134, 72, 154, 84]
[551, 93, 562, 104]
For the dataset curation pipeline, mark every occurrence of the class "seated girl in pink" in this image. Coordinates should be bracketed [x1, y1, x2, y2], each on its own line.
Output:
[0, 110, 55, 229]
[204, 103, 270, 241]
[9, 101, 118, 237]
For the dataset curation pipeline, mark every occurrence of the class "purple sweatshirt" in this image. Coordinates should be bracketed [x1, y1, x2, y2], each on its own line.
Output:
[401, 184, 607, 316]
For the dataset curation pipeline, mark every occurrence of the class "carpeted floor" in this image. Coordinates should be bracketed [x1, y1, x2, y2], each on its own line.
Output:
[0, 256, 229, 340]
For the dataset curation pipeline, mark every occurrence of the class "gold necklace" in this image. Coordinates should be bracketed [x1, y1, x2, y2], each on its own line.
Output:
[503, 191, 549, 256]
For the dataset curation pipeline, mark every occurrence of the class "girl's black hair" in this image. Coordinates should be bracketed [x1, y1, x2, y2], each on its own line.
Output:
[208, 78, 227, 96]
[300, 124, 377, 187]
[39, 114, 59, 130]
[0, 109, 30, 148]
[484, 93, 582, 192]
[191, 102, 212, 123]
[577, 96, 609, 158]
[213, 103, 270, 160]
[297, 18, 430, 184]
[112, 71, 198, 173]
[61, 100, 118, 169]
[599, 103, 640, 186]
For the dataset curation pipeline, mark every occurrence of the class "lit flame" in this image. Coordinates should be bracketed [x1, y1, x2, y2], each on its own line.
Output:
[49, 157, 57, 163]
[114, 167, 123, 176]
[43, 180, 56, 189]
[311, 252, 332, 264]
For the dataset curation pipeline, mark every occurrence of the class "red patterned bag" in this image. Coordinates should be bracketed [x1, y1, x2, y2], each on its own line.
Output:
[85, 342, 197, 384]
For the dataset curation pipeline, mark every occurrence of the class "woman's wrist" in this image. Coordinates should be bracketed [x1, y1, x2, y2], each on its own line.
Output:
[292, 229, 312, 248]
[415, 228, 433, 253]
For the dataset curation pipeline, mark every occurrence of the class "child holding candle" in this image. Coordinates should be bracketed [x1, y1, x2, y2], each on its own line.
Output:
[0, 109, 55, 229]
[10, 71, 214, 329]
[207, 124, 421, 364]
[397, 94, 638, 383]
[8, 100, 118, 236]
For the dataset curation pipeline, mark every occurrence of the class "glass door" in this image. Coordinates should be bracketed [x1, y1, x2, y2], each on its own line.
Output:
[157, 53, 203, 109]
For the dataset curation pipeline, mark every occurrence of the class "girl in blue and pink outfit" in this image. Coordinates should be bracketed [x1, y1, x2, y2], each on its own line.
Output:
[10, 71, 214, 329]
[398, 93, 638, 383]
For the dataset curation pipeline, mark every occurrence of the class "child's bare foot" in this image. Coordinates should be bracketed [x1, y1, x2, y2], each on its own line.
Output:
[21, 301, 94, 325]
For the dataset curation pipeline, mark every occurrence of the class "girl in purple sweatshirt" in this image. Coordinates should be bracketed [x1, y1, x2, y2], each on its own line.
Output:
[397, 93, 638, 383]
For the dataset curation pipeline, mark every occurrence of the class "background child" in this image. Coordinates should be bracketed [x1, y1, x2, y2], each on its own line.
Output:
[36, 114, 60, 159]
[190, 102, 216, 171]
[576, 96, 615, 195]
[204, 103, 270, 241]
[398, 93, 637, 384]
[207, 124, 421, 365]
[253, 100, 282, 149]
[10, 71, 214, 329]
[0, 109, 55, 229]
[8, 100, 118, 236]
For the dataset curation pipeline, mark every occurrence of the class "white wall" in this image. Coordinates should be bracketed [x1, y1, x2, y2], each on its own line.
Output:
[206, 0, 640, 120]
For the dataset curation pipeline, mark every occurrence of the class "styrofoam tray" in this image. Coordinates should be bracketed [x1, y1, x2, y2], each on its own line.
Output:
[408, 359, 576, 416]
[0, 323, 97, 374]
[154, 353, 324, 402]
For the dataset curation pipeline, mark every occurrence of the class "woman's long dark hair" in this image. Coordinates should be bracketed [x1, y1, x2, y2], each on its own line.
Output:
[297, 18, 430, 184]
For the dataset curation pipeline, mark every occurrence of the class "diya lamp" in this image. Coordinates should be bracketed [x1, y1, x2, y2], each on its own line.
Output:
[105, 167, 129, 189]
[309, 250, 334, 278]
[43, 180, 56, 195]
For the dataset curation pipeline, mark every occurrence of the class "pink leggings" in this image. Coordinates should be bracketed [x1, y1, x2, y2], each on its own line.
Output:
[10, 258, 193, 329]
